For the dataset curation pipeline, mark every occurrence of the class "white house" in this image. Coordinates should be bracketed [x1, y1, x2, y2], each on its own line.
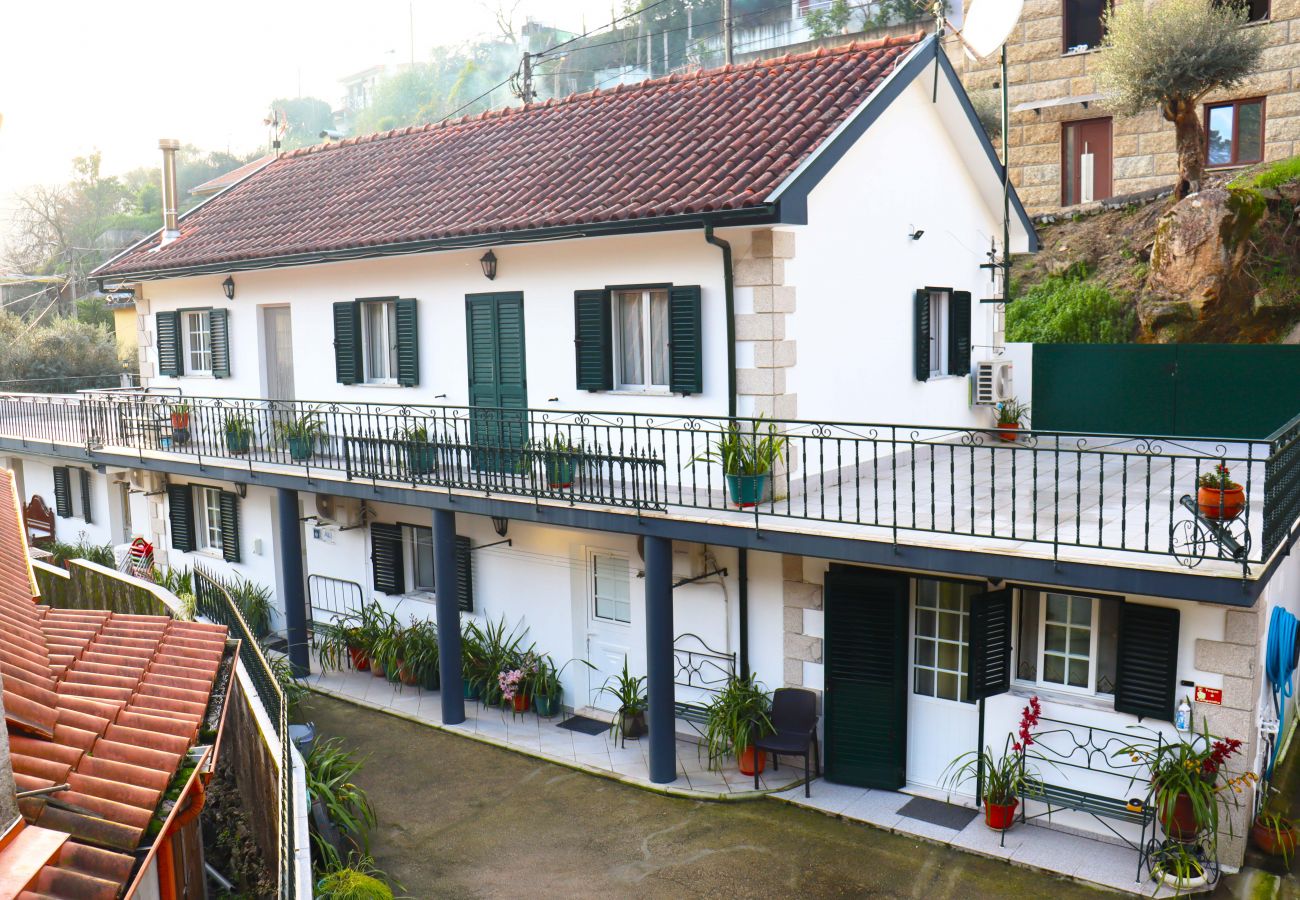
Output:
[1, 31, 1297, 882]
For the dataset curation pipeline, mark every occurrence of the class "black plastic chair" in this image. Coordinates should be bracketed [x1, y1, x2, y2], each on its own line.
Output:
[753, 688, 820, 796]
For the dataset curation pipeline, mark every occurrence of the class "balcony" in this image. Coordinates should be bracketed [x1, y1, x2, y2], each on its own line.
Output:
[1, 390, 1297, 580]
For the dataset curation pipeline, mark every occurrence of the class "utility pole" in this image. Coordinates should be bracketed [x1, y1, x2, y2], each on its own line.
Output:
[724, 0, 733, 65]
[513, 52, 537, 104]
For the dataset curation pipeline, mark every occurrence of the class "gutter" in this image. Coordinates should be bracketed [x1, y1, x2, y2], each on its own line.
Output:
[703, 222, 737, 420]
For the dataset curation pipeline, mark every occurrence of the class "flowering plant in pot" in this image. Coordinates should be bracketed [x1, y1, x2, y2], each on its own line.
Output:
[994, 398, 1029, 443]
[499, 651, 540, 713]
[703, 673, 774, 776]
[1116, 723, 1253, 842]
[1251, 809, 1299, 862]
[942, 697, 1045, 831]
[1196, 462, 1245, 521]
[692, 417, 788, 509]
[600, 656, 648, 741]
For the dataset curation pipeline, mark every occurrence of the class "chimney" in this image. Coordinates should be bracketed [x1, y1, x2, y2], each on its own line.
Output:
[158, 138, 181, 244]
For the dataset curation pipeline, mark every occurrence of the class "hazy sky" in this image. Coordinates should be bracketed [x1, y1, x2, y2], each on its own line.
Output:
[0, 0, 614, 221]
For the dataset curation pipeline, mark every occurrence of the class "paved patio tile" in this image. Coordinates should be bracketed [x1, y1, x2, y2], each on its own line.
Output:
[840, 790, 905, 831]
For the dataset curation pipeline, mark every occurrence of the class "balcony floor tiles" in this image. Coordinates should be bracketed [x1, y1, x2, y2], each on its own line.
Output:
[308, 658, 799, 799]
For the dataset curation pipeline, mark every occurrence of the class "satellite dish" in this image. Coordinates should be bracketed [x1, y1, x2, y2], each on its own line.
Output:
[960, 0, 1024, 60]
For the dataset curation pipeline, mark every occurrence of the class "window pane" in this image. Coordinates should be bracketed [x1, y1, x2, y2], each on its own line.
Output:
[365, 302, 389, 380]
[593, 554, 630, 623]
[412, 527, 435, 590]
[1237, 101, 1263, 164]
[937, 641, 960, 671]
[386, 301, 399, 376]
[915, 638, 935, 667]
[938, 583, 963, 611]
[649, 290, 669, 387]
[1065, 0, 1106, 50]
[914, 668, 935, 697]
[1046, 593, 1068, 622]
[1043, 653, 1066, 684]
[1068, 658, 1090, 688]
[187, 312, 211, 373]
[938, 611, 961, 641]
[1069, 596, 1091, 626]
[937, 672, 960, 701]
[1045, 624, 1067, 653]
[1208, 106, 1235, 166]
[617, 293, 644, 385]
[916, 581, 937, 608]
[916, 608, 936, 637]
[928, 294, 941, 373]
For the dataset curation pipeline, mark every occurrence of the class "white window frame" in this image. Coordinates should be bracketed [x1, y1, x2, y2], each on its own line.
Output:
[612, 288, 670, 391]
[360, 299, 398, 385]
[65, 467, 86, 520]
[404, 524, 436, 595]
[193, 486, 224, 554]
[928, 290, 949, 377]
[1036, 592, 1099, 696]
[911, 578, 975, 703]
[590, 552, 632, 625]
[184, 310, 212, 376]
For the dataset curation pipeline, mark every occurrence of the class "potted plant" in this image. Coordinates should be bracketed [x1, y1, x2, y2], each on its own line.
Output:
[600, 656, 648, 741]
[1117, 724, 1252, 842]
[473, 616, 531, 707]
[1149, 841, 1210, 891]
[994, 398, 1029, 443]
[373, 624, 419, 688]
[276, 413, 325, 462]
[170, 402, 191, 430]
[1197, 462, 1245, 521]
[530, 433, 583, 489]
[703, 673, 774, 775]
[532, 656, 594, 718]
[224, 414, 254, 454]
[460, 620, 486, 701]
[942, 697, 1045, 831]
[693, 417, 788, 509]
[401, 424, 438, 477]
[498, 663, 532, 713]
[1251, 810, 1299, 862]
[405, 620, 440, 691]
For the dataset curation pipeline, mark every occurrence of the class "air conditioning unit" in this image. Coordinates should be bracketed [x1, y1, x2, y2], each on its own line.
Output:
[315, 494, 362, 528]
[128, 469, 166, 493]
[972, 360, 1014, 406]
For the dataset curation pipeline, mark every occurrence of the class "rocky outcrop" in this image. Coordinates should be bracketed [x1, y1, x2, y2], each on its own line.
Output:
[1139, 187, 1266, 341]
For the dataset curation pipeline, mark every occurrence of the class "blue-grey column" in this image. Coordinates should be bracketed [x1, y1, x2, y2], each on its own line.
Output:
[644, 534, 676, 784]
[276, 488, 310, 678]
[432, 507, 465, 725]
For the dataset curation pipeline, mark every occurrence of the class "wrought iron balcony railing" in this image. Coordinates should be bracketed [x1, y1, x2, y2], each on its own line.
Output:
[2, 391, 1297, 575]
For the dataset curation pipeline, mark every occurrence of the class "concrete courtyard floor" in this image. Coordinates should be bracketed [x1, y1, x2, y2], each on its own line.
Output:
[304, 693, 1119, 899]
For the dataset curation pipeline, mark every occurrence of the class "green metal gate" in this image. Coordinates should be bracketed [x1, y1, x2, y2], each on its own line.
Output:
[1031, 344, 1300, 439]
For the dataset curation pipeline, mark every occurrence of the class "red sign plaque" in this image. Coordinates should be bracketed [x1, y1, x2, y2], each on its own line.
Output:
[1195, 686, 1223, 705]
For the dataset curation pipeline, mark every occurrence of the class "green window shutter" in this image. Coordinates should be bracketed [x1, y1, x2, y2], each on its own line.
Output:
[668, 285, 702, 395]
[78, 469, 92, 524]
[1114, 602, 1180, 721]
[168, 483, 196, 554]
[967, 587, 1013, 702]
[573, 290, 612, 391]
[157, 311, 182, 377]
[371, 523, 404, 595]
[332, 301, 362, 385]
[210, 308, 231, 379]
[52, 467, 71, 518]
[218, 491, 241, 563]
[914, 289, 930, 382]
[948, 291, 972, 377]
[395, 298, 420, 387]
[455, 535, 474, 612]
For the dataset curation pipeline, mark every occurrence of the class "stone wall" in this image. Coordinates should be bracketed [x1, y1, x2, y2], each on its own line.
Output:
[781, 555, 825, 697]
[951, 0, 1300, 214]
[734, 229, 798, 421]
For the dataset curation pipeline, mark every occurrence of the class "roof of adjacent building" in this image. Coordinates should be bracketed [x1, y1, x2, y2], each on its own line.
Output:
[0, 469, 229, 899]
[188, 154, 276, 197]
[95, 34, 924, 279]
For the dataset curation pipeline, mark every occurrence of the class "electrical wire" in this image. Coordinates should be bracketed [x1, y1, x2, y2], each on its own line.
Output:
[535, 0, 679, 58]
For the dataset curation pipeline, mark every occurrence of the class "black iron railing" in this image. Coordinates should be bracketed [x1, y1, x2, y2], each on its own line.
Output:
[0, 390, 1296, 573]
[193, 565, 295, 897]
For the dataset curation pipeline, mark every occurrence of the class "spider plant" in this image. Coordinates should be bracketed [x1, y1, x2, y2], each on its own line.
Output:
[703, 673, 774, 770]
[404, 620, 440, 690]
[305, 738, 376, 872]
[692, 417, 787, 476]
[225, 577, 274, 639]
[600, 656, 647, 742]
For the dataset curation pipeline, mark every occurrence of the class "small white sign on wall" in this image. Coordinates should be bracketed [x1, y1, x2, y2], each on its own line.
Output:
[313, 526, 335, 544]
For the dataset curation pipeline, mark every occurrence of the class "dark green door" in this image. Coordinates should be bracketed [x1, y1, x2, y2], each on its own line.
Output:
[465, 292, 527, 472]
[824, 564, 909, 789]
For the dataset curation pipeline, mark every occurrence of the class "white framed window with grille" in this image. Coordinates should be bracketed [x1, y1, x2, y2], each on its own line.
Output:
[1038, 592, 1099, 694]
[184, 310, 212, 375]
[591, 553, 631, 624]
[613, 289, 669, 390]
[193, 486, 223, 554]
[361, 299, 398, 384]
[912, 579, 980, 702]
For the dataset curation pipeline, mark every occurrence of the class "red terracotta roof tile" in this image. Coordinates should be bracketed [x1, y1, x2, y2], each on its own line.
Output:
[95, 36, 923, 279]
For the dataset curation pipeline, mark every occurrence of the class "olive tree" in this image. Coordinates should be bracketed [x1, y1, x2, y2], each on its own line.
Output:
[1095, 0, 1266, 198]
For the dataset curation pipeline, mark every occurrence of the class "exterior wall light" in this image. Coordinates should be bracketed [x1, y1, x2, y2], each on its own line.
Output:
[480, 250, 498, 281]
[492, 516, 509, 537]
[222, 276, 236, 300]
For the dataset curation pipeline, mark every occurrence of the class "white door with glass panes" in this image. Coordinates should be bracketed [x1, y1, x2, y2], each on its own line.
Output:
[906, 578, 980, 792]
[585, 552, 636, 710]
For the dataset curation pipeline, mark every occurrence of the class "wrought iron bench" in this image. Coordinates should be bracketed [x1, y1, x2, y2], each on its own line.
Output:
[672, 632, 735, 731]
[1016, 716, 1156, 883]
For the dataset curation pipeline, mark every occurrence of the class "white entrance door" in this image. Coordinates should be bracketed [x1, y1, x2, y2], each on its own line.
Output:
[585, 552, 634, 711]
[906, 578, 981, 793]
[262, 306, 295, 400]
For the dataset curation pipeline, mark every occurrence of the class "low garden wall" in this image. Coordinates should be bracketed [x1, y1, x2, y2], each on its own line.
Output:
[31, 557, 173, 616]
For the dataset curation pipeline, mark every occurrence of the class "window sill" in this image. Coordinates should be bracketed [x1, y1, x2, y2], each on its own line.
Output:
[358, 381, 404, 389]
[926, 374, 965, 382]
[1205, 163, 1258, 172]
[183, 373, 215, 379]
[1062, 46, 1101, 57]
[193, 549, 225, 560]
[605, 389, 676, 397]
[1010, 682, 1115, 714]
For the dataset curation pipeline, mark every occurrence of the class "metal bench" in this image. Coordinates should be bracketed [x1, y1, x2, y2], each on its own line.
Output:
[1016, 716, 1156, 883]
[672, 633, 735, 734]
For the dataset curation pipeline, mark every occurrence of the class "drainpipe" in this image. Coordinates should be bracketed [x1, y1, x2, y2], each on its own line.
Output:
[737, 547, 749, 678]
[703, 222, 736, 419]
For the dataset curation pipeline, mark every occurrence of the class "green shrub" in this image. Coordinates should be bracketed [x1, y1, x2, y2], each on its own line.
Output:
[315, 865, 393, 900]
[48, 538, 116, 568]
[1230, 155, 1300, 191]
[1006, 274, 1136, 343]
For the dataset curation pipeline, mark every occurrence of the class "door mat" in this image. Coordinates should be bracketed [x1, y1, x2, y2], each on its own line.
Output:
[895, 796, 978, 830]
[557, 716, 610, 736]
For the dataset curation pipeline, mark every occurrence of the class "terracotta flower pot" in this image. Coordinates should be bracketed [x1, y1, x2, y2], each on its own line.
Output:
[171, 412, 190, 429]
[738, 746, 766, 776]
[1197, 484, 1245, 521]
[1252, 817, 1299, 857]
[347, 647, 370, 672]
[512, 693, 530, 713]
[371, 660, 387, 679]
[1160, 791, 1202, 841]
[996, 423, 1021, 443]
[984, 799, 1018, 831]
[398, 661, 420, 687]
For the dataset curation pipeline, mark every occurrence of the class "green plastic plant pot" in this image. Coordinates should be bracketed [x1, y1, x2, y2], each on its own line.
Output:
[226, 432, 252, 454]
[406, 443, 437, 475]
[534, 694, 561, 717]
[288, 436, 314, 461]
[725, 473, 767, 508]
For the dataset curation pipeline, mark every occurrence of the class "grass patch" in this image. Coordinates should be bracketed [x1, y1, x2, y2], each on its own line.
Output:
[1007, 271, 1136, 343]
[1230, 155, 1300, 191]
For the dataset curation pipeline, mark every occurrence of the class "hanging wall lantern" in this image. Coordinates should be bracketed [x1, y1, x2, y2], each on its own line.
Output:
[480, 250, 498, 281]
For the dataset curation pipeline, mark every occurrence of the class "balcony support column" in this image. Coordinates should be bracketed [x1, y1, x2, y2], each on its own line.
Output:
[276, 488, 310, 678]
[644, 534, 677, 784]
[432, 507, 465, 725]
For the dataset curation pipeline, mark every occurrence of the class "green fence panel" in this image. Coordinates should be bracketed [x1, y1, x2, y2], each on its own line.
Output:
[1032, 344, 1300, 439]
